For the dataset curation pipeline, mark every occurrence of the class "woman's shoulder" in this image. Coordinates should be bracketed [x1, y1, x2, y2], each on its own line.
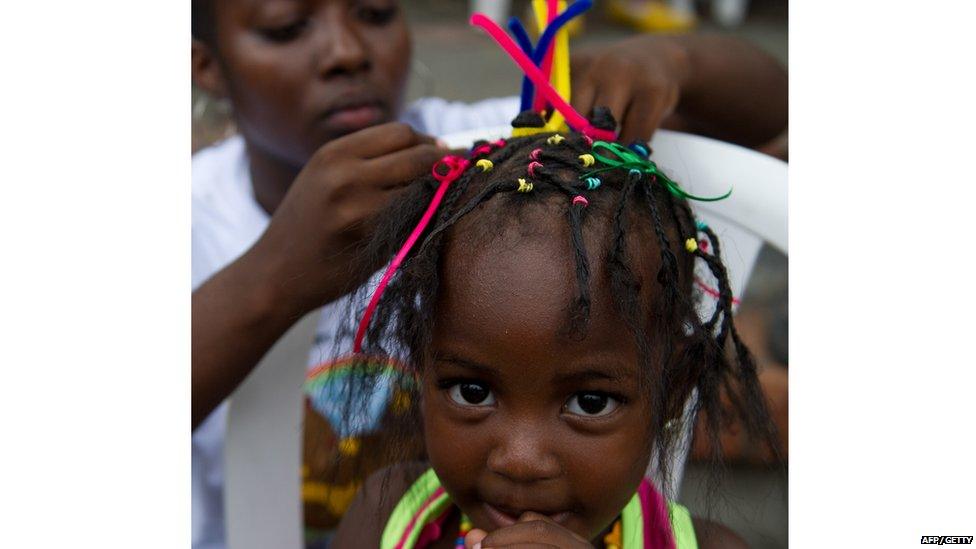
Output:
[330, 461, 431, 549]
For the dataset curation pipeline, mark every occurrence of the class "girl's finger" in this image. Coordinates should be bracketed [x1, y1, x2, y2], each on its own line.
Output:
[465, 528, 488, 549]
[620, 94, 661, 144]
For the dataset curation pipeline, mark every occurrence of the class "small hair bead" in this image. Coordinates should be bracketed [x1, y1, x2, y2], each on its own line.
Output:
[629, 168, 643, 178]
[696, 220, 708, 231]
[582, 135, 594, 147]
[629, 142, 650, 157]
[572, 195, 589, 208]
[338, 437, 361, 456]
[527, 161, 542, 176]
[699, 239, 709, 252]
[471, 145, 492, 157]
[492, 138, 507, 148]
[578, 154, 595, 167]
[685, 238, 698, 253]
[530, 148, 542, 160]
[585, 177, 601, 190]
[476, 159, 494, 172]
[517, 178, 534, 193]
[547, 134, 565, 145]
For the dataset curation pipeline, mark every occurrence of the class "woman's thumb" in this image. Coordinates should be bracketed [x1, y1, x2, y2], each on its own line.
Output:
[464, 528, 488, 549]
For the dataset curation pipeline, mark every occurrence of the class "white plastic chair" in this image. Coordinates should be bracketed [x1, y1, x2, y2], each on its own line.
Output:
[222, 128, 787, 548]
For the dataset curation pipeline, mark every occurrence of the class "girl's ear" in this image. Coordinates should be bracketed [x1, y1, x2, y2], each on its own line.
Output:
[192, 39, 228, 99]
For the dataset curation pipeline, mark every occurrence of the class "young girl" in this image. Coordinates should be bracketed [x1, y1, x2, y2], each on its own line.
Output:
[325, 117, 777, 547]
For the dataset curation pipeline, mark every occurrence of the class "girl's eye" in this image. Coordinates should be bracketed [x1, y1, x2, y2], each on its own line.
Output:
[259, 19, 308, 42]
[356, 6, 398, 25]
[564, 392, 620, 418]
[448, 382, 495, 407]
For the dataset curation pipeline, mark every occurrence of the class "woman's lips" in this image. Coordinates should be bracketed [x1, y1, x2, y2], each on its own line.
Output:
[481, 502, 571, 529]
[321, 103, 383, 131]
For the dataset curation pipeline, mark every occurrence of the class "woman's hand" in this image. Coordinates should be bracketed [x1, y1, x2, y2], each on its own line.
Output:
[249, 121, 447, 313]
[571, 34, 690, 144]
[464, 512, 594, 549]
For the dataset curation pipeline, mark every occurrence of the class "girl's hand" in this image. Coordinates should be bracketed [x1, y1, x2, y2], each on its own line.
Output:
[571, 35, 690, 144]
[249, 122, 448, 313]
[464, 512, 593, 549]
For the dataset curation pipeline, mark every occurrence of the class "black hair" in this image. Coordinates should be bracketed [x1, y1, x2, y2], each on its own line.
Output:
[322, 112, 782, 510]
[191, 0, 216, 45]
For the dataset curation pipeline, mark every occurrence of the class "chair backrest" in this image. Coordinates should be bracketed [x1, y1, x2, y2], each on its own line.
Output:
[222, 128, 787, 548]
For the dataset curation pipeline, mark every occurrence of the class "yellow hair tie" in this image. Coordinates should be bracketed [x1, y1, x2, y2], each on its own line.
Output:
[579, 154, 595, 167]
[517, 178, 534, 193]
[685, 238, 698, 253]
[547, 134, 565, 145]
[476, 159, 494, 172]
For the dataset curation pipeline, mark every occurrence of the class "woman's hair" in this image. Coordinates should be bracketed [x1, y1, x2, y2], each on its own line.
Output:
[326, 115, 781, 492]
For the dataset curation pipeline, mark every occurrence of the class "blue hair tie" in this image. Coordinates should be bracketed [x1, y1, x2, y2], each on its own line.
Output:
[585, 177, 601, 190]
[696, 220, 708, 231]
[628, 142, 650, 158]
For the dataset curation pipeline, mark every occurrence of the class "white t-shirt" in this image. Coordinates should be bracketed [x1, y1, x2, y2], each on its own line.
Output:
[191, 96, 520, 549]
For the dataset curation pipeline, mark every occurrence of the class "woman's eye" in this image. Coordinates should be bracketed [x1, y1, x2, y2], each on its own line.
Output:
[259, 19, 308, 42]
[356, 6, 398, 25]
[448, 382, 495, 407]
[564, 392, 620, 418]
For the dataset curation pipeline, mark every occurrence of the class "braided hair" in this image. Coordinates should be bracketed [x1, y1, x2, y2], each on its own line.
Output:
[330, 116, 780, 497]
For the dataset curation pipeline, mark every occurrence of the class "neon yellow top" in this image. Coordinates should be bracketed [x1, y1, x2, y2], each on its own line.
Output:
[381, 468, 697, 549]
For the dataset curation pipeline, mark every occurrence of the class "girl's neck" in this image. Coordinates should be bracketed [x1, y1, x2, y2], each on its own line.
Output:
[245, 140, 302, 216]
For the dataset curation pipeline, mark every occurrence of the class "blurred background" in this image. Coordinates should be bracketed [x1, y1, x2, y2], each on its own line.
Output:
[193, 1, 787, 546]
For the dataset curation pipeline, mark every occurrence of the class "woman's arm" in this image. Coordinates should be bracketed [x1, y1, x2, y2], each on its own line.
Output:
[331, 461, 429, 548]
[571, 33, 787, 149]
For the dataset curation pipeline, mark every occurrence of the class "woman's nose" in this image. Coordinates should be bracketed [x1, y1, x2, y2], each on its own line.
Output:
[486, 425, 561, 483]
[315, 21, 369, 78]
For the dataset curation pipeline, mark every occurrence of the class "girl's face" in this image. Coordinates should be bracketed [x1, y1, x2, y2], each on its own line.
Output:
[421, 210, 659, 542]
[200, 0, 411, 166]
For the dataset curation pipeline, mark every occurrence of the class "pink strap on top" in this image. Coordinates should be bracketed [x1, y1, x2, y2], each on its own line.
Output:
[353, 156, 470, 353]
[638, 479, 677, 549]
[469, 13, 617, 141]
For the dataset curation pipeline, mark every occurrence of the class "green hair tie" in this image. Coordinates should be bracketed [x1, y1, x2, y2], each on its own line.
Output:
[583, 141, 732, 202]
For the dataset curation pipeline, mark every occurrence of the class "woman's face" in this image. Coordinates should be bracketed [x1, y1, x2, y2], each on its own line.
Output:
[421, 208, 660, 542]
[201, 0, 411, 166]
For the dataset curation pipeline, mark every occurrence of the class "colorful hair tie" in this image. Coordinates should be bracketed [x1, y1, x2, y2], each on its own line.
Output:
[684, 238, 698, 253]
[530, 148, 543, 160]
[629, 168, 642, 178]
[579, 154, 595, 167]
[547, 134, 565, 145]
[572, 195, 589, 208]
[585, 141, 733, 202]
[696, 220, 708, 231]
[582, 134, 594, 147]
[352, 155, 470, 352]
[476, 159, 494, 172]
[527, 161, 542, 176]
[517, 178, 534, 193]
[585, 177, 601, 190]
[492, 138, 507, 148]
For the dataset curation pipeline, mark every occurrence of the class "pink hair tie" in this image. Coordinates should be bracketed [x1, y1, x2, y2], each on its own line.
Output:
[492, 138, 507, 148]
[582, 135, 593, 147]
[527, 161, 542, 177]
[353, 155, 470, 352]
[572, 195, 589, 208]
[471, 145, 492, 157]
[530, 148, 542, 160]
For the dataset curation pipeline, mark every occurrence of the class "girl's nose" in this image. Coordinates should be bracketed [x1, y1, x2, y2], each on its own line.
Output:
[486, 427, 561, 484]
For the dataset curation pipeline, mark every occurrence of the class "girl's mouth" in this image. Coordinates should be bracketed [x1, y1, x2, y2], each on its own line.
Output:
[320, 103, 383, 131]
[481, 502, 572, 529]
